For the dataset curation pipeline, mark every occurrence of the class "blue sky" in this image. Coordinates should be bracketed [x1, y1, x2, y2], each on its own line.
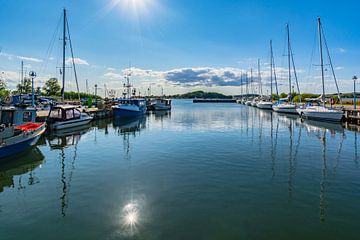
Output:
[0, 0, 359, 96]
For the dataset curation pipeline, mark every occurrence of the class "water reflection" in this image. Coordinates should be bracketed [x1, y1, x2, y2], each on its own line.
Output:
[113, 117, 146, 135]
[264, 109, 348, 222]
[113, 117, 147, 236]
[0, 148, 44, 193]
[46, 124, 92, 217]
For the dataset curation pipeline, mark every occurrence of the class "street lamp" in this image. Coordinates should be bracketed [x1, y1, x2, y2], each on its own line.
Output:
[29, 71, 37, 108]
[353, 76, 358, 110]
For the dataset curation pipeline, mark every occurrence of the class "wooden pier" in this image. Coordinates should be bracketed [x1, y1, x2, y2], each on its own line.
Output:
[344, 109, 360, 125]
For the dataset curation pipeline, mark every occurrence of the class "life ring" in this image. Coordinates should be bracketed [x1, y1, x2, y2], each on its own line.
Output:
[4, 96, 11, 104]
[0, 124, 6, 132]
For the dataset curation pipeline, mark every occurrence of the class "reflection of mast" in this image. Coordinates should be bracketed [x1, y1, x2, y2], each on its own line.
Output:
[355, 132, 359, 168]
[60, 149, 67, 217]
[288, 120, 294, 200]
[320, 130, 327, 222]
[57, 134, 79, 217]
[272, 118, 280, 177]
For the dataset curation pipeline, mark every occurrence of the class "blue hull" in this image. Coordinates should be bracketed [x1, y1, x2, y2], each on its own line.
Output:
[113, 108, 146, 119]
[0, 135, 41, 159]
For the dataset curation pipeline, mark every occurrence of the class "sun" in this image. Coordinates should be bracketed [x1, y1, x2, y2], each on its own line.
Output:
[109, 0, 155, 17]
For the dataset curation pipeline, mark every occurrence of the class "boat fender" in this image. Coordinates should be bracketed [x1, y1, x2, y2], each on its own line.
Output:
[0, 124, 5, 132]
[4, 96, 11, 104]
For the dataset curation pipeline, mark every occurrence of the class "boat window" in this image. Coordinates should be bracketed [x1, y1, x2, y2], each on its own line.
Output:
[74, 109, 81, 119]
[23, 112, 33, 122]
[66, 109, 75, 120]
[1, 111, 14, 125]
[49, 109, 62, 119]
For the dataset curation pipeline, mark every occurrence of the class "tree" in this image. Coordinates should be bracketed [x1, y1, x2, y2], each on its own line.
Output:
[43, 78, 61, 96]
[279, 92, 288, 99]
[36, 87, 42, 95]
[0, 78, 6, 91]
[16, 77, 32, 93]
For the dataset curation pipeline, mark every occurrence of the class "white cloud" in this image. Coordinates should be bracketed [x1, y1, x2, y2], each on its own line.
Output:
[335, 66, 344, 70]
[17, 56, 43, 63]
[106, 67, 116, 71]
[0, 70, 20, 89]
[336, 48, 347, 53]
[65, 57, 89, 65]
[104, 72, 123, 80]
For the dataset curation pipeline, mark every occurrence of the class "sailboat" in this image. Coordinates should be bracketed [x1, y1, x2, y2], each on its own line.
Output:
[273, 24, 300, 114]
[296, 18, 343, 122]
[257, 57, 273, 110]
[47, 9, 93, 130]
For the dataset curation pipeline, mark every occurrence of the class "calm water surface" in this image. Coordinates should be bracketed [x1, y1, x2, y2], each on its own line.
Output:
[1, 100, 360, 240]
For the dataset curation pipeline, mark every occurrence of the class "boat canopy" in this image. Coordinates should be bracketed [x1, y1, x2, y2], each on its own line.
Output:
[48, 105, 82, 121]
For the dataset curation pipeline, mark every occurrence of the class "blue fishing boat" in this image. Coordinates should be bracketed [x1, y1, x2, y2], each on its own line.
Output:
[112, 99, 146, 118]
[0, 107, 46, 159]
[112, 69, 146, 119]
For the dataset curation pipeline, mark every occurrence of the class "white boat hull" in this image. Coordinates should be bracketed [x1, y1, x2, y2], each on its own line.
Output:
[297, 107, 343, 122]
[273, 104, 297, 114]
[51, 116, 93, 130]
[257, 102, 273, 109]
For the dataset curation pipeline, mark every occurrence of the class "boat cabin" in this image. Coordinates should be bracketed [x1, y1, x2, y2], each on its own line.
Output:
[0, 107, 37, 126]
[118, 99, 146, 107]
[155, 99, 171, 106]
[48, 105, 83, 122]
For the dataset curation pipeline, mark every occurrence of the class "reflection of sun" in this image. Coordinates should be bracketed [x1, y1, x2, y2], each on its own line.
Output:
[122, 202, 139, 234]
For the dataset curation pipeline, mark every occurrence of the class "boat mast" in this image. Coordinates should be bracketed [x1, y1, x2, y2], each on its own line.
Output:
[286, 24, 292, 98]
[258, 59, 262, 96]
[270, 40, 273, 98]
[318, 17, 326, 106]
[20, 61, 24, 94]
[61, 8, 66, 102]
[246, 72, 249, 97]
[240, 71, 243, 97]
[250, 68, 253, 97]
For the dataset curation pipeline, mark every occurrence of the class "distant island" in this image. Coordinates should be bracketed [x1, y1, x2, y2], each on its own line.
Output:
[170, 91, 232, 99]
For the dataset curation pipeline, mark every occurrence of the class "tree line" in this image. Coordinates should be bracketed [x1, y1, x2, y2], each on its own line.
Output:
[0, 77, 99, 100]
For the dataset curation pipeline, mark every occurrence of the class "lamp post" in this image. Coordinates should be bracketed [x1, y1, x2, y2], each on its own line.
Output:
[94, 84, 98, 107]
[353, 76, 358, 110]
[29, 71, 37, 108]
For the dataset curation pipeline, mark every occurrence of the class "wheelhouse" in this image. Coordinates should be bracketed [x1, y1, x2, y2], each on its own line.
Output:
[0, 107, 37, 126]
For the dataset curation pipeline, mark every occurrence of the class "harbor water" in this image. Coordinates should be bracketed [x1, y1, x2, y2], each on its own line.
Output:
[1, 100, 359, 240]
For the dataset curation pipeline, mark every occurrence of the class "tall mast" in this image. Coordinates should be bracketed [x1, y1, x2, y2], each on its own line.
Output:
[270, 40, 273, 98]
[250, 68, 253, 96]
[246, 72, 249, 96]
[258, 59, 262, 96]
[61, 8, 66, 101]
[240, 71, 243, 97]
[286, 24, 292, 97]
[318, 17, 326, 105]
[20, 61, 24, 94]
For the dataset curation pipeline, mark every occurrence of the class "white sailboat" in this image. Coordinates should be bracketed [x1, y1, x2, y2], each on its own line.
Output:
[47, 9, 92, 130]
[297, 18, 343, 122]
[273, 24, 300, 114]
[257, 58, 273, 109]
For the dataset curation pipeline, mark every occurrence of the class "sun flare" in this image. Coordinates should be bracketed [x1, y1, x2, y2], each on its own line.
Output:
[109, 0, 156, 17]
